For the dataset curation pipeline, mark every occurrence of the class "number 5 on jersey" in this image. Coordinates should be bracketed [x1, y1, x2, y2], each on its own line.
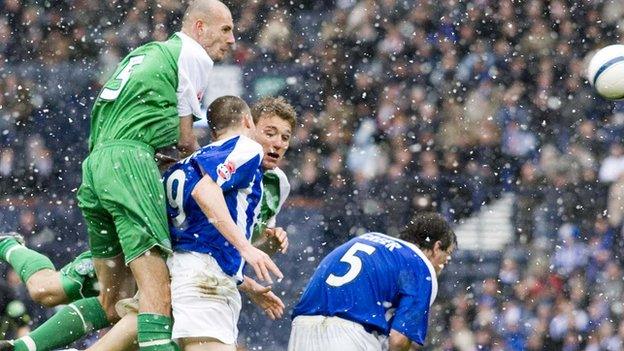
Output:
[100, 55, 145, 100]
[326, 242, 376, 287]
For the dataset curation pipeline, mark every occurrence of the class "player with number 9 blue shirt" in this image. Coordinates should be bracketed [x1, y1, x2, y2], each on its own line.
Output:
[289, 212, 456, 351]
[164, 133, 263, 280]
[163, 96, 283, 350]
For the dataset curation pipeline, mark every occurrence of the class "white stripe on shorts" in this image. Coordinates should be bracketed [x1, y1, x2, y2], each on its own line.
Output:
[139, 339, 171, 348]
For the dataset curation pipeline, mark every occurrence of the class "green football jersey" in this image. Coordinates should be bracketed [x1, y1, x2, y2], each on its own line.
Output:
[89, 32, 213, 151]
[252, 167, 291, 243]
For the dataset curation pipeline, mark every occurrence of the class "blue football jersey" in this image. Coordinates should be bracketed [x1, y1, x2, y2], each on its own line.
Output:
[163, 135, 264, 280]
[292, 232, 438, 345]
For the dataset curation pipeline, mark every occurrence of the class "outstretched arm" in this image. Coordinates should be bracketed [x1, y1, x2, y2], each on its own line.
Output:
[191, 175, 283, 284]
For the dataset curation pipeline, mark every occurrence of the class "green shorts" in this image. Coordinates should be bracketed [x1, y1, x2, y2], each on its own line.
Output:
[60, 250, 99, 301]
[77, 140, 172, 264]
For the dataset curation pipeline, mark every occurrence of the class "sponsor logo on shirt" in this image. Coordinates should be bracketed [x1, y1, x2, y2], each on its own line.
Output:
[217, 161, 236, 181]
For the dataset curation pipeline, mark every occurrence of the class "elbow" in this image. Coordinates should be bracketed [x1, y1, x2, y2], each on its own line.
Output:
[388, 340, 411, 351]
[190, 177, 211, 202]
[177, 132, 199, 156]
[190, 184, 201, 200]
[177, 140, 196, 156]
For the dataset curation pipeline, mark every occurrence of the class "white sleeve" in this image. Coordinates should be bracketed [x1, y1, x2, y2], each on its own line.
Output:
[175, 34, 213, 120]
[177, 70, 196, 117]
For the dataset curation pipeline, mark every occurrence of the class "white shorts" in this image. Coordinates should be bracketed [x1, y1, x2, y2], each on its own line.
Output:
[288, 315, 385, 351]
[167, 252, 241, 345]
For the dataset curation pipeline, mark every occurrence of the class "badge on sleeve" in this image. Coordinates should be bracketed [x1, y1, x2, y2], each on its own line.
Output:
[217, 161, 236, 181]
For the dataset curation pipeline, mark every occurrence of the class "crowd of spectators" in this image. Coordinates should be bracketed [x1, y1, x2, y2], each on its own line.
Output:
[3, 0, 624, 350]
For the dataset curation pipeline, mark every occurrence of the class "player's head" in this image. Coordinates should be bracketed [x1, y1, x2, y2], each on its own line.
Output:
[251, 96, 297, 170]
[182, 0, 235, 61]
[208, 95, 254, 139]
[399, 212, 456, 275]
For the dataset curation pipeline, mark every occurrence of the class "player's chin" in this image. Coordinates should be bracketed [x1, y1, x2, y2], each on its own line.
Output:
[262, 158, 279, 170]
[214, 48, 230, 61]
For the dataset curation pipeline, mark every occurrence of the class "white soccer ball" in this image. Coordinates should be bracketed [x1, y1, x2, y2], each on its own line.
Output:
[588, 44, 624, 100]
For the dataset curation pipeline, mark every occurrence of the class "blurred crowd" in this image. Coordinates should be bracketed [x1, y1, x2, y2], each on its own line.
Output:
[3, 0, 624, 350]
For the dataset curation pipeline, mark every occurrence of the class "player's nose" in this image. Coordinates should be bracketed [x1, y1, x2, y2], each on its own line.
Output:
[275, 138, 288, 150]
[270, 140, 282, 151]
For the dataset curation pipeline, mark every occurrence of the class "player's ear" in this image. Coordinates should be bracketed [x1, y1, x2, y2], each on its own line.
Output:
[433, 240, 443, 255]
[195, 19, 204, 34]
[242, 113, 254, 129]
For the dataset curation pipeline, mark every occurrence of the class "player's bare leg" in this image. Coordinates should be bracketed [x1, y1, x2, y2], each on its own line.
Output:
[86, 313, 139, 351]
[128, 248, 177, 350]
[94, 254, 135, 322]
[180, 337, 235, 351]
[0, 233, 103, 309]
[129, 249, 171, 317]
[2, 255, 130, 351]
[0, 232, 68, 307]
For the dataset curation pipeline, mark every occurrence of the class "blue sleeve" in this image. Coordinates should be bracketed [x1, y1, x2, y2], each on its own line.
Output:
[390, 267, 433, 346]
[191, 140, 263, 191]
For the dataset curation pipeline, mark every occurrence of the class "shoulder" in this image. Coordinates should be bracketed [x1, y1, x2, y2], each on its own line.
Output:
[365, 233, 438, 304]
[234, 135, 264, 158]
[208, 135, 263, 166]
[401, 246, 438, 305]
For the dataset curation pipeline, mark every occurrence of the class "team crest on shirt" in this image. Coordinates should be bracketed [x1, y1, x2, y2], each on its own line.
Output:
[217, 161, 236, 181]
[196, 91, 203, 101]
[75, 259, 95, 276]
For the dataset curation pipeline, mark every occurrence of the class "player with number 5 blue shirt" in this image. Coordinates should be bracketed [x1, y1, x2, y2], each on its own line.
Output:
[289, 212, 456, 351]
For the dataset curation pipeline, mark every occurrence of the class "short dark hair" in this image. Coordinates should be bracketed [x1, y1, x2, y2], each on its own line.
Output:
[251, 96, 297, 130]
[208, 95, 251, 134]
[399, 212, 457, 251]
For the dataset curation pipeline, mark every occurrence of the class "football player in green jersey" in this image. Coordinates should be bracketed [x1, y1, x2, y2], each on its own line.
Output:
[0, 96, 297, 350]
[0, 1, 270, 351]
[77, 1, 238, 350]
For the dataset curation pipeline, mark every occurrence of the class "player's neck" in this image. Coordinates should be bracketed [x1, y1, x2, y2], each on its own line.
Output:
[213, 128, 248, 142]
